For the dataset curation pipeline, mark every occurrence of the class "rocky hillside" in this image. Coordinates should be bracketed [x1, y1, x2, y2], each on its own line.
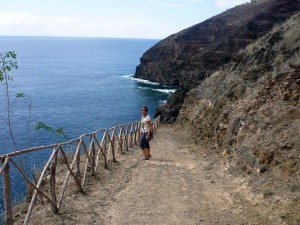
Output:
[134, 0, 300, 118]
[174, 13, 300, 224]
[178, 12, 300, 181]
[133, 1, 300, 217]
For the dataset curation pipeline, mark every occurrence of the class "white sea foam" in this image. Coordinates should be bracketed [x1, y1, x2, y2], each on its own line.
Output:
[122, 74, 134, 78]
[138, 87, 177, 94]
[134, 78, 160, 85]
[123, 74, 177, 93]
[159, 100, 167, 105]
[122, 75, 160, 85]
[155, 89, 177, 94]
[123, 74, 178, 89]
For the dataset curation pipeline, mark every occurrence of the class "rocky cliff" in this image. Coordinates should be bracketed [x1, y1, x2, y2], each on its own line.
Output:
[176, 13, 300, 224]
[178, 12, 299, 183]
[134, 0, 300, 118]
[133, 2, 300, 222]
[134, 0, 300, 179]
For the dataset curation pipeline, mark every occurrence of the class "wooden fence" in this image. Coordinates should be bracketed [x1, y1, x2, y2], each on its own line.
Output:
[159, 116, 177, 125]
[0, 116, 160, 225]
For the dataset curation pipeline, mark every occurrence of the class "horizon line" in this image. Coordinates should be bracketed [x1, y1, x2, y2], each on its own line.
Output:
[0, 34, 162, 41]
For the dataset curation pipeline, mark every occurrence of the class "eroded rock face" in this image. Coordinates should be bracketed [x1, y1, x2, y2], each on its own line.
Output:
[135, 0, 300, 90]
[219, 69, 300, 176]
[134, 0, 300, 118]
[178, 13, 300, 177]
[154, 90, 186, 118]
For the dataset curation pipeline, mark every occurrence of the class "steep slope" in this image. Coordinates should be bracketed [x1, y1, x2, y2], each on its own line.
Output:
[178, 13, 300, 183]
[134, 0, 300, 118]
[135, 0, 300, 90]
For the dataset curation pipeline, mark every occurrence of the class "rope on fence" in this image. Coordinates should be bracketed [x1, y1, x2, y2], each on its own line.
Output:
[0, 116, 160, 225]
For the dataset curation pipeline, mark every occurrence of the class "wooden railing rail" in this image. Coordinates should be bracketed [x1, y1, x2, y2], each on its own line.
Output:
[159, 116, 177, 125]
[0, 116, 160, 225]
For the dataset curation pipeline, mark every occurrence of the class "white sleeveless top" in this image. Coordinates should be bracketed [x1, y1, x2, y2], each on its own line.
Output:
[141, 115, 151, 133]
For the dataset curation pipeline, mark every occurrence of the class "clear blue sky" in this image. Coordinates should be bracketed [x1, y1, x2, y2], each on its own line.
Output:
[0, 0, 250, 39]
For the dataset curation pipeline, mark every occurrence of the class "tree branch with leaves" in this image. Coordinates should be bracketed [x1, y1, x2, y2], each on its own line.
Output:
[0, 51, 20, 150]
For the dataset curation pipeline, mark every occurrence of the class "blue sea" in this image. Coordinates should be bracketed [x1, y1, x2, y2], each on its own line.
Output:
[0, 36, 176, 216]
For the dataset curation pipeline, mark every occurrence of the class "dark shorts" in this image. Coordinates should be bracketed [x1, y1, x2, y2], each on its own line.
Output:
[140, 132, 150, 149]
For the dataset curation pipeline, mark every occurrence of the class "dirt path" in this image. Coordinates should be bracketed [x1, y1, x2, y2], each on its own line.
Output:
[20, 126, 283, 225]
[105, 126, 270, 225]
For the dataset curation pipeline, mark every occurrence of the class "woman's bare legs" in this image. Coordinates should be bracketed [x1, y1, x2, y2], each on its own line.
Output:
[142, 149, 149, 159]
[147, 148, 151, 157]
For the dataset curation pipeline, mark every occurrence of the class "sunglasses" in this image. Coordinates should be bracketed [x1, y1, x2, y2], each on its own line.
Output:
[141, 110, 147, 112]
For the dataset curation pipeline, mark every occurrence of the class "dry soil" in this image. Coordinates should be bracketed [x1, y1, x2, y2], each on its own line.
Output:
[15, 125, 297, 225]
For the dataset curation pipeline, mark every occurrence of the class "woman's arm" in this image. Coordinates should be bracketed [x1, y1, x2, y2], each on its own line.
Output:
[146, 120, 152, 140]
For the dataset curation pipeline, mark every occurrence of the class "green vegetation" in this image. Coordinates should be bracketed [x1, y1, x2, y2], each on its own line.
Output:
[35, 122, 69, 139]
[0, 51, 23, 149]
[0, 51, 68, 150]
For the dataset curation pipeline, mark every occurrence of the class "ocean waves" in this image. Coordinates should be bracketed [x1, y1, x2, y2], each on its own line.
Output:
[123, 74, 177, 95]
[137, 86, 177, 94]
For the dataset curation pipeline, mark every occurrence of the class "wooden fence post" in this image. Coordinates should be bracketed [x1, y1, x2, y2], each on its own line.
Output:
[91, 141, 96, 175]
[2, 158, 13, 225]
[75, 140, 82, 188]
[104, 131, 108, 169]
[137, 122, 141, 144]
[88, 134, 96, 175]
[122, 125, 127, 151]
[133, 122, 137, 145]
[125, 125, 129, 151]
[129, 123, 134, 148]
[115, 126, 122, 154]
[50, 148, 58, 214]
[111, 128, 117, 162]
